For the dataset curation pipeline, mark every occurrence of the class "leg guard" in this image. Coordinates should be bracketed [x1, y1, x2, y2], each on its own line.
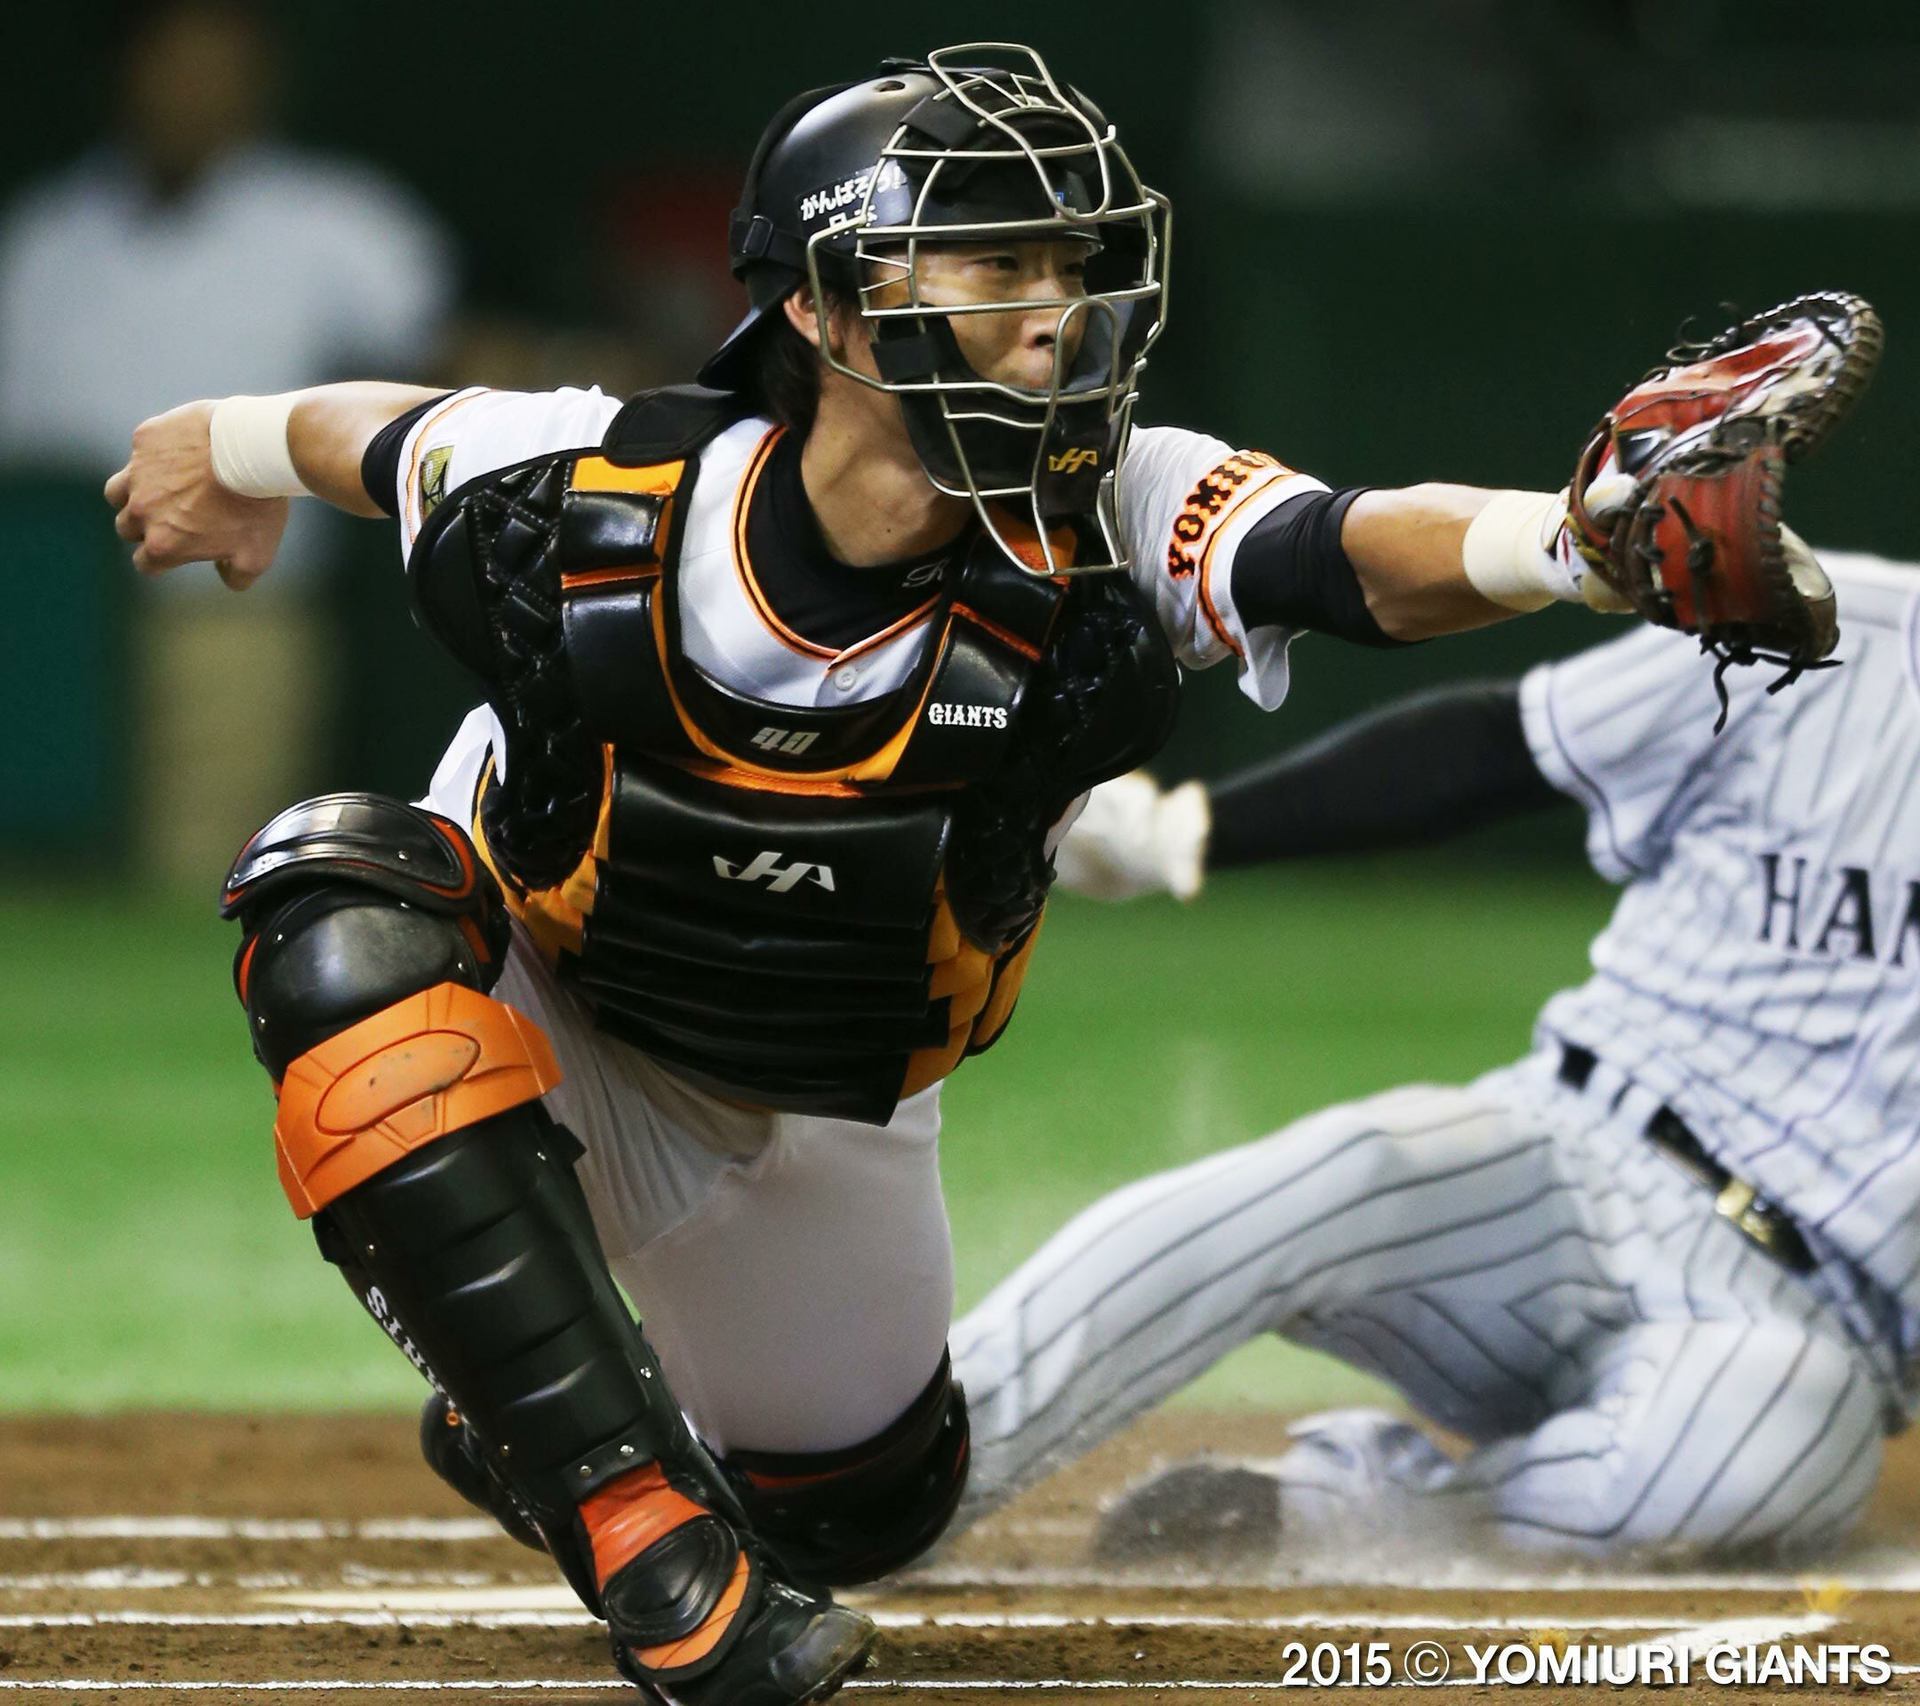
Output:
[224, 794, 873, 1700]
[419, 1390, 546, 1552]
[722, 1353, 971, 1586]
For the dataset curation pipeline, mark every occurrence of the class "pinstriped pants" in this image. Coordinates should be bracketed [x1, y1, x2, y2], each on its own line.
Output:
[951, 1049, 1897, 1556]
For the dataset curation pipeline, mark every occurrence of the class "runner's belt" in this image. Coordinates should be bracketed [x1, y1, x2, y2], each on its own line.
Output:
[1557, 1044, 1815, 1275]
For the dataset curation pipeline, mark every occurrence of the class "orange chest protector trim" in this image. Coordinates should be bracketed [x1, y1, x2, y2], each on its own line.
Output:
[409, 389, 1174, 1126]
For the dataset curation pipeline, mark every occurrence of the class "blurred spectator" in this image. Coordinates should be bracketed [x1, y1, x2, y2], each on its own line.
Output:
[0, 0, 454, 888]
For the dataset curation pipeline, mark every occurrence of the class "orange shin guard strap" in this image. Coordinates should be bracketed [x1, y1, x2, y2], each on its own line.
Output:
[272, 983, 562, 1218]
[584, 1466, 749, 1674]
[581, 1464, 708, 1585]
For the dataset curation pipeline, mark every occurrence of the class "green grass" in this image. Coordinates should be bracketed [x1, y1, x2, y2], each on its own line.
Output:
[0, 864, 1613, 1412]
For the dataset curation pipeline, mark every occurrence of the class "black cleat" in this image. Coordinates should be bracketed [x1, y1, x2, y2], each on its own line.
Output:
[1093, 1460, 1282, 1568]
[612, 1575, 876, 1706]
[417, 1391, 547, 1553]
[585, 1461, 877, 1706]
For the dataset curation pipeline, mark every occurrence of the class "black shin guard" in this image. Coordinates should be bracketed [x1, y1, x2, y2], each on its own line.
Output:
[722, 1353, 970, 1586]
[226, 795, 783, 1678]
[313, 1102, 743, 1616]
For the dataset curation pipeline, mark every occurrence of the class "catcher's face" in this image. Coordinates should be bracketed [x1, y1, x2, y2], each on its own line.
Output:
[861, 238, 1097, 391]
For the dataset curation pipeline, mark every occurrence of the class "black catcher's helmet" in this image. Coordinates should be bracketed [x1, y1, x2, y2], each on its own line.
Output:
[698, 43, 1171, 576]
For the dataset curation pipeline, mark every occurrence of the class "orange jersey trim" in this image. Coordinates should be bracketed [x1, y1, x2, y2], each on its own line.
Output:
[731, 426, 831, 659]
[272, 983, 561, 1219]
[828, 590, 944, 667]
[648, 574, 944, 788]
[730, 426, 942, 666]
[1164, 452, 1293, 659]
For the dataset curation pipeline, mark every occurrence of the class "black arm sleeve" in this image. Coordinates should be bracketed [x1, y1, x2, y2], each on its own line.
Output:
[360, 391, 458, 517]
[1207, 679, 1563, 868]
[1230, 486, 1411, 649]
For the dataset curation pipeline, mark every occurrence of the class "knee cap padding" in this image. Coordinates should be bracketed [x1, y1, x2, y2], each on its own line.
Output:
[243, 888, 496, 1078]
[722, 1353, 970, 1585]
[274, 983, 560, 1217]
[223, 791, 500, 926]
[226, 794, 510, 1041]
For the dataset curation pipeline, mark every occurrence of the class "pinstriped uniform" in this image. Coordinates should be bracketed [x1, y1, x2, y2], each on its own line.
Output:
[953, 554, 1918, 1554]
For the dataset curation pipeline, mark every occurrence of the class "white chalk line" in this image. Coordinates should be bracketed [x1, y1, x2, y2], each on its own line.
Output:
[908, 1555, 1920, 1593]
[1622, 1610, 1832, 1658]
[0, 1611, 582, 1629]
[0, 1568, 507, 1592]
[0, 1686, 625, 1695]
[0, 1518, 499, 1542]
[0, 1607, 1780, 1632]
[3, 1685, 1916, 1697]
[14, 1518, 1920, 1596]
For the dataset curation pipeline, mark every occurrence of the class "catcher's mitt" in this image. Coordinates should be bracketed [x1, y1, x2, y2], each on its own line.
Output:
[1567, 291, 1882, 719]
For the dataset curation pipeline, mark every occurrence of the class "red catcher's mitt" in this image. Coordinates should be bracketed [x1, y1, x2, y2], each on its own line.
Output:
[1567, 291, 1882, 697]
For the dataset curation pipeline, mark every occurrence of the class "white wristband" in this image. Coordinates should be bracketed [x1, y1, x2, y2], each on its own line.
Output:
[209, 393, 308, 499]
[1461, 489, 1578, 611]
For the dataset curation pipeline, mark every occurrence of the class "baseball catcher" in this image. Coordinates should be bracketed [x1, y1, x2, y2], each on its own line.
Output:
[104, 39, 1872, 1701]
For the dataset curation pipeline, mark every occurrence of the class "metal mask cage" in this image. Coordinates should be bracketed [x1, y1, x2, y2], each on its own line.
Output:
[801, 43, 1171, 576]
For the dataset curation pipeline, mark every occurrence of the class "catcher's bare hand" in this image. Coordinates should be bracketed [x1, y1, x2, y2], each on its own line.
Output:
[104, 400, 290, 591]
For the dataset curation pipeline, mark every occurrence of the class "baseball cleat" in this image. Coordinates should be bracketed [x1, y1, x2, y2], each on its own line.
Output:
[590, 1464, 877, 1706]
[1275, 1408, 1450, 1505]
[613, 1576, 876, 1706]
[417, 1392, 546, 1552]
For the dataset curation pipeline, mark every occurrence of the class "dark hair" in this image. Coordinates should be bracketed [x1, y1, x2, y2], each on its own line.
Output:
[746, 283, 852, 433]
[751, 315, 823, 433]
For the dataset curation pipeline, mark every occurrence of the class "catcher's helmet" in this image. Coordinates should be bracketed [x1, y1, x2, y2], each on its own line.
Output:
[698, 43, 1170, 576]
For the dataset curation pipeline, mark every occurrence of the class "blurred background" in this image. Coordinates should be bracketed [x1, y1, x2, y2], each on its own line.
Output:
[3, 0, 1917, 1412]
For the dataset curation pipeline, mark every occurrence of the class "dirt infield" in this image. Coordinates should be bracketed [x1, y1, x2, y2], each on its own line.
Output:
[1, 1411, 1916, 1702]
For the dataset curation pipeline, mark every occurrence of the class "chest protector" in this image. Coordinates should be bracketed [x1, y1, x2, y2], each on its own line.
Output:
[409, 388, 1179, 1125]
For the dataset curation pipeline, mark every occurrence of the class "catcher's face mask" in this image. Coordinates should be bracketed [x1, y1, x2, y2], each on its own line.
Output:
[803, 45, 1170, 576]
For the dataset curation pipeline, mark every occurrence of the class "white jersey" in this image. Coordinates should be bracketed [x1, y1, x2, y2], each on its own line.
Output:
[390, 387, 1322, 723]
[1520, 553, 1920, 1335]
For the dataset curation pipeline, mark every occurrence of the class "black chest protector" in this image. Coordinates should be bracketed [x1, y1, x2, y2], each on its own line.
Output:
[408, 387, 1179, 1125]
